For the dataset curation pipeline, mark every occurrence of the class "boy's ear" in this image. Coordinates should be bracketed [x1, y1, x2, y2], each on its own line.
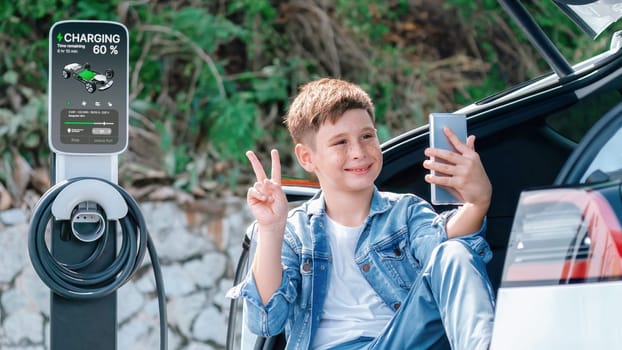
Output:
[294, 143, 315, 172]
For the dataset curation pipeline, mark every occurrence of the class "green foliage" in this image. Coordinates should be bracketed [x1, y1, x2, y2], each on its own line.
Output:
[171, 7, 248, 53]
[208, 94, 262, 161]
[335, 0, 391, 41]
[0, 90, 48, 165]
[0, 0, 619, 202]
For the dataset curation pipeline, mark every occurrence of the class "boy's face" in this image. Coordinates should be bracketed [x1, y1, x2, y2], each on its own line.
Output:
[295, 109, 382, 196]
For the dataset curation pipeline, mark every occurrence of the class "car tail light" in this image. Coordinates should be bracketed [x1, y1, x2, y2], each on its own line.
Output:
[502, 187, 622, 286]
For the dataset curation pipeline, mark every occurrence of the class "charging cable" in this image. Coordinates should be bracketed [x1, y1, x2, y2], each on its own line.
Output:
[28, 177, 168, 350]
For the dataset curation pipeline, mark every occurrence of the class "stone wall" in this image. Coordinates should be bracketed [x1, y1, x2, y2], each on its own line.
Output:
[0, 198, 253, 350]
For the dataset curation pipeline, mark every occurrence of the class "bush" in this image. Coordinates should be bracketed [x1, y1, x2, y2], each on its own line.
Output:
[0, 0, 611, 208]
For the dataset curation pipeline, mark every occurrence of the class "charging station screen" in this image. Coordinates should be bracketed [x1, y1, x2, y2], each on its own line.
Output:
[49, 21, 128, 154]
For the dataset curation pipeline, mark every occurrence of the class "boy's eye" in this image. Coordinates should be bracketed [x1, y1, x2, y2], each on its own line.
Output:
[332, 139, 347, 146]
[362, 133, 377, 141]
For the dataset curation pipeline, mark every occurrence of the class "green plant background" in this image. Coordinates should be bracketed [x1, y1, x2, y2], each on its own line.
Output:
[0, 0, 615, 206]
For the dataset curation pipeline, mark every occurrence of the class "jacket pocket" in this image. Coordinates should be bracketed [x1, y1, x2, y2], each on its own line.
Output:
[374, 237, 419, 289]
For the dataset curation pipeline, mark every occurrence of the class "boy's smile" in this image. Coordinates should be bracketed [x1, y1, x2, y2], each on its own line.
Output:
[296, 108, 382, 197]
[344, 163, 373, 175]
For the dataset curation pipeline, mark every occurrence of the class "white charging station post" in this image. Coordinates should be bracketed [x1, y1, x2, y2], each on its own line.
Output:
[47, 20, 129, 349]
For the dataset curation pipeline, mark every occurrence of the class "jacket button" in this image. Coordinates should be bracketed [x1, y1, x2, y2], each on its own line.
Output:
[362, 264, 370, 272]
[393, 302, 401, 310]
[302, 263, 311, 272]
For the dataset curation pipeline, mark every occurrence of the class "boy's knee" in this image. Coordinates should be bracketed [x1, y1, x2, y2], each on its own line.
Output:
[424, 240, 493, 298]
[428, 240, 479, 271]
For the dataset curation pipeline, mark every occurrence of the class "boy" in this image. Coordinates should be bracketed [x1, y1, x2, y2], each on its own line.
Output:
[232, 78, 495, 349]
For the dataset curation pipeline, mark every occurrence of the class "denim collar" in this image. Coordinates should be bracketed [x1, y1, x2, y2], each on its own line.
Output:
[305, 186, 393, 219]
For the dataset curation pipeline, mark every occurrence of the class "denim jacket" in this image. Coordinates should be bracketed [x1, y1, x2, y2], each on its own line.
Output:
[230, 187, 491, 350]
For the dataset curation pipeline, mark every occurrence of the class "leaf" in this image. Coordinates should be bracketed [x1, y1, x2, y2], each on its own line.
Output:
[130, 99, 153, 114]
[172, 7, 247, 52]
[2, 70, 18, 85]
[251, 69, 288, 103]
[0, 108, 14, 136]
[23, 132, 40, 148]
[208, 96, 262, 163]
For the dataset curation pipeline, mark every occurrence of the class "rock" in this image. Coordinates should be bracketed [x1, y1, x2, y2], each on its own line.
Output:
[0, 208, 27, 226]
[184, 252, 227, 289]
[192, 305, 227, 346]
[118, 281, 146, 323]
[161, 264, 196, 297]
[2, 309, 44, 344]
[0, 225, 28, 284]
[167, 291, 207, 338]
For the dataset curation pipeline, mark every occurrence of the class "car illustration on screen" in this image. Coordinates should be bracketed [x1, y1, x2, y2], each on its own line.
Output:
[62, 62, 114, 93]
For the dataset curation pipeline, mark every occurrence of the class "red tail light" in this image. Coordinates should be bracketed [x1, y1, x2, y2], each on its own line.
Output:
[502, 188, 622, 286]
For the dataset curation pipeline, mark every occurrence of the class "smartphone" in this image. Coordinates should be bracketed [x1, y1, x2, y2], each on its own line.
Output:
[429, 113, 467, 205]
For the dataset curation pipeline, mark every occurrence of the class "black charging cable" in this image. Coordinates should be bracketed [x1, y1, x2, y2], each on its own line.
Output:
[28, 177, 167, 350]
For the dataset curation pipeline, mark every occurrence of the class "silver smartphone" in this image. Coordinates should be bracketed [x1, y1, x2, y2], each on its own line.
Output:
[429, 113, 467, 205]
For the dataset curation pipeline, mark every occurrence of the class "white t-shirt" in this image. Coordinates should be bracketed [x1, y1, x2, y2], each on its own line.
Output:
[311, 216, 394, 350]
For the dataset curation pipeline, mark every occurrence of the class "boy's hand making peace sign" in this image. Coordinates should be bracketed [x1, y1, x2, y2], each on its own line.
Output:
[246, 149, 289, 304]
[246, 149, 289, 236]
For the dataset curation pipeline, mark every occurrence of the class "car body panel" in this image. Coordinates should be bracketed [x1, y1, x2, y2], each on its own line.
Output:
[491, 282, 622, 349]
[502, 187, 622, 285]
[492, 182, 622, 350]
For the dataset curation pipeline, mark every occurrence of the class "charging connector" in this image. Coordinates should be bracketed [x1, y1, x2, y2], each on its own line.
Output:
[71, 201, 106, 242]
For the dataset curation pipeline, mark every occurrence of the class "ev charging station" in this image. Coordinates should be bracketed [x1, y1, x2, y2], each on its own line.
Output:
[28, 20, 167, 349]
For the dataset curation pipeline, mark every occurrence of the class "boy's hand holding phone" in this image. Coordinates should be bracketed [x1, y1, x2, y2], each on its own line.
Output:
[424, 114, 491, 209]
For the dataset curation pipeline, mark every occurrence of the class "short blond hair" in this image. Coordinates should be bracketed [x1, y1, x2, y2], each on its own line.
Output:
[284, 78, 375, 145]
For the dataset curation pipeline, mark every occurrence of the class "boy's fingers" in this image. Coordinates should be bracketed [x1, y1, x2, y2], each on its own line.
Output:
[425, 173, 452, 186]
[426, 147, 460, 165]
[270, 149, 282, 184]
[466, 135, 476, 151]
[423, 159, 455, 176]
[443, 127, 469, 153]
[246, 151, 268, 182]
[247, 186, 262, 201]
